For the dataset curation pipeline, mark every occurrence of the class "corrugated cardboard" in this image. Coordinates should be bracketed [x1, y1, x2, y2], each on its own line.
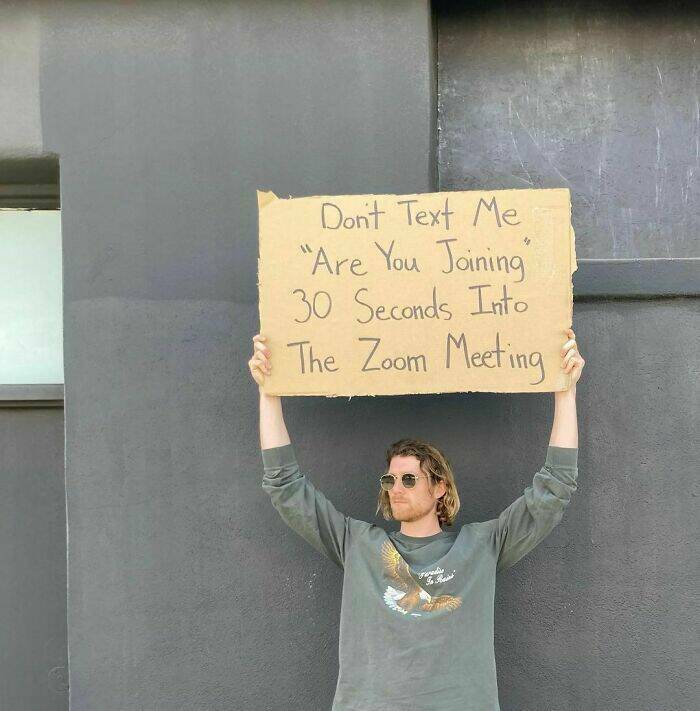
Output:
[257, 188, 577, 396]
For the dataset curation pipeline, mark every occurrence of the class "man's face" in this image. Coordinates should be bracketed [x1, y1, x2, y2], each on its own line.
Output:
[386, 455, 446, 523]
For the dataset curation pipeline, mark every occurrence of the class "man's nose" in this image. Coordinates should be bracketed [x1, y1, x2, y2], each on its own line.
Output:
[393, 477, 407, 492]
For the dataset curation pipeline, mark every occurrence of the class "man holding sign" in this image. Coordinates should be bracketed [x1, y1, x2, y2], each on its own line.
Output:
[250, 326, 584, 710]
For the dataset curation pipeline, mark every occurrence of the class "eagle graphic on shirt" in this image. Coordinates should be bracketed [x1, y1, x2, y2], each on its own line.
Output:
[380, 540, 462, 617]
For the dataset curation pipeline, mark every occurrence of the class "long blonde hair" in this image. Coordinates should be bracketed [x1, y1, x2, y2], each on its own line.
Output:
[375, 437, 460, 527]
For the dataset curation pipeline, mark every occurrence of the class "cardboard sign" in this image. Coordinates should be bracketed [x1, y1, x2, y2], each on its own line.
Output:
[257, 188, 577, 396]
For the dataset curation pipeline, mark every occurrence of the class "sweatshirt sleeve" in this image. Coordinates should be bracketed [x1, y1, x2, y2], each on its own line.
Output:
[493, 446, 578, 572]
[261, 442, 364, 570]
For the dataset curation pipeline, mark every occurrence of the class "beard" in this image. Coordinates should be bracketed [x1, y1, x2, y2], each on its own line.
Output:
[391, 500, 434, 522]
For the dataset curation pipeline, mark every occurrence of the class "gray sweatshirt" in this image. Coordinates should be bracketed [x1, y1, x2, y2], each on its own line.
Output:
[261, 442, 578, 711]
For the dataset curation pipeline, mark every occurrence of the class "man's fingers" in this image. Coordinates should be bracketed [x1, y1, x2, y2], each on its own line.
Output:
[253, 352, 271, 371]
[249, 353, 269, 370]
[249, 360, 267, 383]
[565, 355, 582, 373]
[563, 347, 577, 366]
[253, 356, 268, 371]
[250, 335, 271, 385]
[561, 338, 576, 354]
[254, 344, 271, 363]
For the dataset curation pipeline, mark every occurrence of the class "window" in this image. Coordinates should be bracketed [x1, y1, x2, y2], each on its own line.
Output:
[0, 208, 63, 397]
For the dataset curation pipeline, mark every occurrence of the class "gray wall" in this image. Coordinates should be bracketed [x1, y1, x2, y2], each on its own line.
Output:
[437, 3, 698, 709]
[0, 408, 68, 710]
[437, 1, 699, 258]
[37, 1, 435, 709]
[0, 4, 42, 158]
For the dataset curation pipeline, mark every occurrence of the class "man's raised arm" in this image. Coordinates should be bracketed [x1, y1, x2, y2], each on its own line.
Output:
[492, 328, 585, 572]
[251, 334, 365, 569]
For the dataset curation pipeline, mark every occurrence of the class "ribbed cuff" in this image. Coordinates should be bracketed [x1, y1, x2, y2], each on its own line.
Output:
[545, 445, 578, 468]
[261, 442, 297, 470]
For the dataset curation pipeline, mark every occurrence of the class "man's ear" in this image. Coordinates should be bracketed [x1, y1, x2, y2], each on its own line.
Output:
[434, 480, 447, 500]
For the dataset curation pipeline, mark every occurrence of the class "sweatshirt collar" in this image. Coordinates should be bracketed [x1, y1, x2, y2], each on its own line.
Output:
[392, 529, 455, 544]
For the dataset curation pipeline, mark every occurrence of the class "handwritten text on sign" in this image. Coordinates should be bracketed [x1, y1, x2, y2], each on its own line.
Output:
[257, 188, 577, 396]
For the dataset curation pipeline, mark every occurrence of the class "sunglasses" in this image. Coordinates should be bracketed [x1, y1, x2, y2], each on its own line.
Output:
[379, 472, 433, 491]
